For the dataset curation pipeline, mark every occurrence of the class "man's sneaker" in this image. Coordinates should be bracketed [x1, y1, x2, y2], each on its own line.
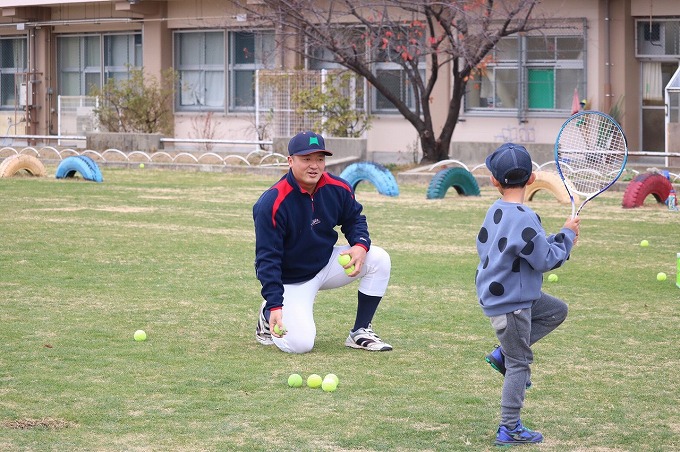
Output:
[485, 345, 532, 389]
[494, 420, 543, 446]
[255, 300, 273, 346]
[345, 324, 392, 351]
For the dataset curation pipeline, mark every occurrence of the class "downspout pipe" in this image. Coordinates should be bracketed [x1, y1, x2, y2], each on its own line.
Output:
[604, 0, 612, 113]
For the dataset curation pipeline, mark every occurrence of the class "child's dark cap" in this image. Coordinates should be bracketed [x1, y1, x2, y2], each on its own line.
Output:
[485, 143, 533, 185]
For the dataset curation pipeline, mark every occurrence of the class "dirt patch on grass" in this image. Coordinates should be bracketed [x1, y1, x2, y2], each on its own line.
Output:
[1, 417, 77, 430]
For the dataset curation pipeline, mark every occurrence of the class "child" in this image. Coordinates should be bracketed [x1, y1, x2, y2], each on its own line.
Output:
[475, 143, 580, 446]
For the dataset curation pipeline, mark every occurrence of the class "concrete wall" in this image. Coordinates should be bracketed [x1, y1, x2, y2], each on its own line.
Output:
[450, 142, 555, 166]
[86, 132, 164, 153]
[272, 136, 367, 161]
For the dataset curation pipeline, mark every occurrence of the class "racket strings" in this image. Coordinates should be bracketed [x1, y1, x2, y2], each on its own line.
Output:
[556, 114, 627, 196]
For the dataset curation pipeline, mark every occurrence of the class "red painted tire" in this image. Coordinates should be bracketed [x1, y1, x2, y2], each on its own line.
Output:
[621, 172, 672, 208]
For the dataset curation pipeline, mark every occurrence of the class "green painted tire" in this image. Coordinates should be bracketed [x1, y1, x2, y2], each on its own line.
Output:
[426, 167, 480, 199]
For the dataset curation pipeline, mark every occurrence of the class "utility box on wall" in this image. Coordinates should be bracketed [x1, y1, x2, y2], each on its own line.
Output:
[19, 83, 28, 107]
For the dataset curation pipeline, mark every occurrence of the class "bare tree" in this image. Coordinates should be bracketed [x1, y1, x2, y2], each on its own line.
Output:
[238, 0, 547, 163]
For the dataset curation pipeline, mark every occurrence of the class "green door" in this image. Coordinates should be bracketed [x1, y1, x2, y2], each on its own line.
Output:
[528, 69, 554, 108]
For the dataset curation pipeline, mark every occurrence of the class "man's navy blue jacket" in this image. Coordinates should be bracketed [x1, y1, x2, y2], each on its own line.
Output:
[253, 170, 371, 312]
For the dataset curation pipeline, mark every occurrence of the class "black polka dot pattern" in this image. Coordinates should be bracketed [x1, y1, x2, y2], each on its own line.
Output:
[521, 227, 537, 242]
[489, 281, 504, 296]
[520, 227, 537, 256]
[478, 227, 488, 243]
[498, 237, 507, 252]
[493, 209, 503, 224]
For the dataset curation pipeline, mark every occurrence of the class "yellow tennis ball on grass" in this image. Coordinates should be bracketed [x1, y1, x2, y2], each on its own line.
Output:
[548, 273, 558, 282]
[287, 373, 303, 388]
[307, 374, 323, 388]
[322, 378, 338, 392]
[640, 240, 649, 247]
[657, 272, 667, 281]
[324, 373, 339, 386]
[133, 330, 146, 341]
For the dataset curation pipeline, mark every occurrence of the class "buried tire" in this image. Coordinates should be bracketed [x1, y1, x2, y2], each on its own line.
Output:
[621, 172, 671, 208]
[0, 154, 47, 178]
[426, 167, 480, 199]
[339, 162, 399, 197]
[55, 155, 103, 183]
[524, 171, 578, 205]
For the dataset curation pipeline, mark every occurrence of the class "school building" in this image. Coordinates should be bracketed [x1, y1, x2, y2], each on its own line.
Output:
[0, 1, 678, 167]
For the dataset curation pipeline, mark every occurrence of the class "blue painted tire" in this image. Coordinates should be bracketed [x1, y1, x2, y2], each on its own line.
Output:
[55, 155, 103, 183]
[339, 162, 399, 197]
[426, 167, 480, 199]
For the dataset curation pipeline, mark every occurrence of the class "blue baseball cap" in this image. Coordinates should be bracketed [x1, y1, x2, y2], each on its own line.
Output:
[485, 143, 533, 185]
[288, 131, 333, 156]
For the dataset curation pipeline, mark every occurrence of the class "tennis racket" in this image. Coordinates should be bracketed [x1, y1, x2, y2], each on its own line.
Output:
[554, 110, 628, 217]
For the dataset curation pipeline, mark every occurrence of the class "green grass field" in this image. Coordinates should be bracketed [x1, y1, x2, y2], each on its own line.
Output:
[1, 167, 678, 451]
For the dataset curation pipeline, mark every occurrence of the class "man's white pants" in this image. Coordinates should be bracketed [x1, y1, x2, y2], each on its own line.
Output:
[272, 245, 391, 354]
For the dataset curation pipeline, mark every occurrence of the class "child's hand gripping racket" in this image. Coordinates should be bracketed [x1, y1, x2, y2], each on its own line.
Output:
[554, 110, 628, 218]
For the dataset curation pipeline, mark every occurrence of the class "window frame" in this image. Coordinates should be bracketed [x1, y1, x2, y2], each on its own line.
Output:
[0, 36, 28, 109]
[635, 19, 680, 58]
[228, 29, 277, 112]
[371, 28, 427, 114]
[174, 30, 226, 112]
[464, 19, 587, 118]
[57, 32, 142, 96]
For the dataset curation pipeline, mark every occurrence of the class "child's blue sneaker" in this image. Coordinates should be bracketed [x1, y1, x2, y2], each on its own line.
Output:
[495, 420, 543, 446]
[485, 345, 532, 389]
[486, 345, 506, 375]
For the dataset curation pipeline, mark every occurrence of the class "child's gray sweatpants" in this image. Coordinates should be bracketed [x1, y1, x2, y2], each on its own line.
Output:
[489, 291, 568, 428]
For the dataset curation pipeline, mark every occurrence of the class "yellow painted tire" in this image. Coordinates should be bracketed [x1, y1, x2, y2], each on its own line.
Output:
[524, 171, 578, 205]
[0, 154, 47, 178]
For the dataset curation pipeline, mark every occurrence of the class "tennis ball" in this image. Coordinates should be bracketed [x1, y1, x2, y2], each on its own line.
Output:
[287, 373, 303, 388]
[133, 330, 147, 341]
[324, 373, 339, 386]
[273, 324, 286, 335]
[640, 240, 649, 247]
[139, 163, 145, 169]
[307, 374, 323, 388]
[338, 254, 351, 267]
[321, 378, 338, 392]
[338, 254, 355, 275]
[548, 273, 558, 282]
[657, 272, 667, 281]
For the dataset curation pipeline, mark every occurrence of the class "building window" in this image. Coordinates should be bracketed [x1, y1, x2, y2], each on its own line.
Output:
[0, 37, 27, 108]
[58, 33, 142, 96]
[175, 31, 225, 110]
[105, 34, 143, 82]
[636, 19, 680, 57]
[307, 30, 366, 111]
[228, 31, 276, 111]
[306, 27, 423, 114]
[465, 19, 586, 115]
[372, 33, 426, 114]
